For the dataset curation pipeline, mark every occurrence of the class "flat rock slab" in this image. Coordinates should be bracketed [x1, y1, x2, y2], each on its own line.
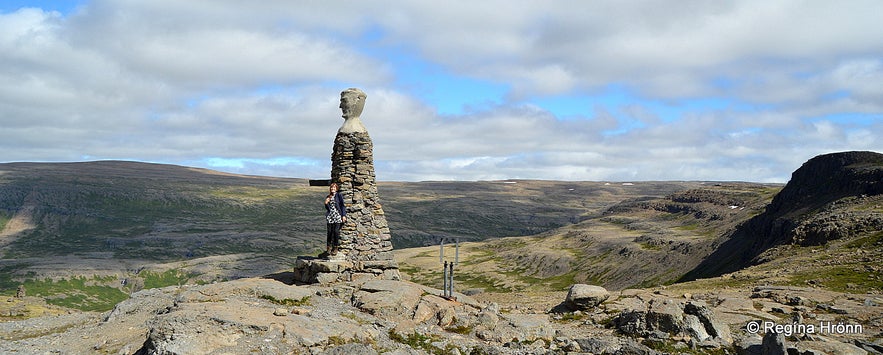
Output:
[295, 258, 354, 273]
[177, 278, 314, 303]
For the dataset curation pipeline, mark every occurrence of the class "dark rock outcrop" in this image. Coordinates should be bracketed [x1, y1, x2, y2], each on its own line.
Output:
[683, 151, 883, 280]
[613, 298, 733, 347]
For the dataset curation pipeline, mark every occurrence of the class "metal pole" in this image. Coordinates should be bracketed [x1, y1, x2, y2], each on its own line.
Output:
[442, 261, 448, 297]
[454, 238, 459, 265]
[448, 261, 454, 297]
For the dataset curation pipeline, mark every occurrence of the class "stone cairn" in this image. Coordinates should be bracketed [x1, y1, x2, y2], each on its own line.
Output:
[331, 130, 394, 261]
[294, 88, 400, 285]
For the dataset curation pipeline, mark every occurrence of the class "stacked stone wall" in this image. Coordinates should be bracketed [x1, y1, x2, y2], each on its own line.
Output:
[331, 130, 394, 261]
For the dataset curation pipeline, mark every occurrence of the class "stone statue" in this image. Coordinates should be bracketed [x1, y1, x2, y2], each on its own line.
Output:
[293, 88, 399, 283]
[330, 88, 395, 263]
[338, 88, 368, 134]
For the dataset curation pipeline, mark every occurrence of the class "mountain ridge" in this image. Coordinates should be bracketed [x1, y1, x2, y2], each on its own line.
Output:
[683, 151, 883, 280]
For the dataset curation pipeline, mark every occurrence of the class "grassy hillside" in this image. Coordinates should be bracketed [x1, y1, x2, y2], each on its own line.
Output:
[0, 161, 322, 261]
[396, 182, 781, 292]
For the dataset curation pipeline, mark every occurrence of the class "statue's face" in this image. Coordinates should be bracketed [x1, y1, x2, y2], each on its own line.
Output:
[339, 92, 364, 119]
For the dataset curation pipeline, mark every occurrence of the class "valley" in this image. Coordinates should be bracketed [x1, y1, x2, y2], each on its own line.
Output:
[0, 152, 881, 354]
[0, 161, 745, 298]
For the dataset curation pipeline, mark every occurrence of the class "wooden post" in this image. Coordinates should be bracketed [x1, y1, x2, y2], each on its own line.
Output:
[309, 179, 332, 187]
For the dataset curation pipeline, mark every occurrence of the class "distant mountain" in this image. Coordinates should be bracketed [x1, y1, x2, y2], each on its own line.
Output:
[0, 161, 645, 283]
[0, 161, 318, 262]
[682, 151, 883, 280]
[3, 151, 879, 309]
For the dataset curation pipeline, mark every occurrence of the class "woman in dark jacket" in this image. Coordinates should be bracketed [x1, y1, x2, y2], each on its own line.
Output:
[324, 182, 347, 256]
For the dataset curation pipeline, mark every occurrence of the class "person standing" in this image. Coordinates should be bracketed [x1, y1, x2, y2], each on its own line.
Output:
[324, 182, 346, 257]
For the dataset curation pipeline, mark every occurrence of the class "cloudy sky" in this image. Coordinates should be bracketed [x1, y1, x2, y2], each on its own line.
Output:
[1, 1, 881, 182]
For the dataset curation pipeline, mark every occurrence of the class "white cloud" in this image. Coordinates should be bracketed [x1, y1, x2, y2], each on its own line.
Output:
[368, 1, 883, 104]
[0, 1, 880, 183]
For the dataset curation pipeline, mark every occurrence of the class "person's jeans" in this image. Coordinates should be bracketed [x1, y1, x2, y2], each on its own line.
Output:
[326, 223, 342, 249]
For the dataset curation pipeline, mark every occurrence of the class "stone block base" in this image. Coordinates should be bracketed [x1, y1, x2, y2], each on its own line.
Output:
[293, 256, 400, 285]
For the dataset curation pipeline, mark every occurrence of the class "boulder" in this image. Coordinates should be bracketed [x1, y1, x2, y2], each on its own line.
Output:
[761, 331, 787, 355]
[684, 300, 733, 345]
[412, 294, 454, 324]
[565, 284, 610, 310]
[574, 336, 657, 355]
[645, 298, 684, 334]
[614, 297, 732, 346]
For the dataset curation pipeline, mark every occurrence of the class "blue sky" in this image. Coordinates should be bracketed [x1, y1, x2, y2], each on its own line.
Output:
[1, 1, 881, 182]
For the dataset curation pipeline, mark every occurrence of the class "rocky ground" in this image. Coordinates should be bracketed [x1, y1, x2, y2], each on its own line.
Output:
[2, 271, 881, 355]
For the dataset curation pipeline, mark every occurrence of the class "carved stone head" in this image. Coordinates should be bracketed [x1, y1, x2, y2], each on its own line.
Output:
[338, 88, 368, 133]
[339, 88, 367, 120]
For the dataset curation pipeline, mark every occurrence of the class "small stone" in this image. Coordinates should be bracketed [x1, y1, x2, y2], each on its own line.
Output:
[291, 308, 309, 315]
[273, 308, 288, 316]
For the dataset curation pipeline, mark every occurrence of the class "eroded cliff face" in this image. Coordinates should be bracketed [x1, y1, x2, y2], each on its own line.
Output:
[754, 151, 883, 248]
[685, 151, 883, 280]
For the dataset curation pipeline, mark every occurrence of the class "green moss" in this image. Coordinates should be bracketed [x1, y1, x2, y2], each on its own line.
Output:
[552, 312, 588, 323]
[498, 267, 578, 292]
[0, 212, 10, 231]
[11, 276, 128, 312]
[388, 330, 457, 354]
[789, 266, 883, 293]
[455, 273, 515, 293]
[139, 269, 194, 289]
[415, 250, 437, 258]
[638, 242, 662, 251]
[444, 324, 474, 334]
[845, 231, 883, 249]
[260, 295, 311, 307]
[676, 223, 700, 231]
[0, 264, 28, 292]
[339, 311, 372, 325]
[398, 264, 446, 289]
[668, 271, 761, 291]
